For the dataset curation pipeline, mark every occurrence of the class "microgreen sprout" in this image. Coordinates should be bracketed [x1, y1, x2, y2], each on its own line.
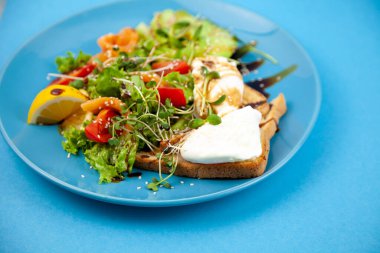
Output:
[199, 66, 221, 117]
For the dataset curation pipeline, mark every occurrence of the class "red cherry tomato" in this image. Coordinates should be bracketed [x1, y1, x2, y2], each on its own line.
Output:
[85, 124, 112, 143]
[85, 109, 119, 143]
[96, 109, 119, 133]
[152, 60, 190, 76]
[157, 87, 187, 107]
[71, 63, 96, 77]
[50, 63, 96, 86]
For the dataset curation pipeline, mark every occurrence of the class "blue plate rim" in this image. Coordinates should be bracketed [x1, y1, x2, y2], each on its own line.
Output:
[0, 0, 321, 207]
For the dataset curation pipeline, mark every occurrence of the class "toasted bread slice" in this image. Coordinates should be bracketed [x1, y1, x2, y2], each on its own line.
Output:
[134, 85, 287, 178]
[135, 130, 270, 178]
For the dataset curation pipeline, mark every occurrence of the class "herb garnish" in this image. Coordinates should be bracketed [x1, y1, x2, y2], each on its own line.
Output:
[198, 66, 221, 118]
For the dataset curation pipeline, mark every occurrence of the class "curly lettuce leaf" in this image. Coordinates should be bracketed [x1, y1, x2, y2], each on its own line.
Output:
[61, 127, 138, 183]
[93, 67, 125, 97]
[62, 127, 91, 155]
[83, 134, 138, 183]
[55, 51, 91, 74]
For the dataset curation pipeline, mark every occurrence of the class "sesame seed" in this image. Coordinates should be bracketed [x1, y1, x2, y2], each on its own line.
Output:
[97, 134, 101, 138]
[276, 76, 281, 81]
[145, 181, 148, 185]
[67, 153, 71, 158]
[253, 70, 259, 74]
[180, 181, 184, 184]
[190, 183, 194, 186]
[160, 185, 163, 188]
[138, 176, 142, 180]
[110, 100, 114, 104]
[171, 186, 174, 189]
[137, 186, 142, 190]
[153, 192, 157, 195]
[81, 175, 85, 178]
[260, 83, 264, 88]
[258, 78, 263, 81]
[90, 166, 93, 169]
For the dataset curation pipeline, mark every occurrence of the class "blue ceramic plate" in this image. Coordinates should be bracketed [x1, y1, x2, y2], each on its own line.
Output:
[0, 0, 320, 207]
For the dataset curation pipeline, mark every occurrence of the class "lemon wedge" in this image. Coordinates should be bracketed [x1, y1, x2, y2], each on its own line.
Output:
[28, 85, 88, 124]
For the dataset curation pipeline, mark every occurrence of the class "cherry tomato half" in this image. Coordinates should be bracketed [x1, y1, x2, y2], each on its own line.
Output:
[84, 109, 118, 143]
[50, 63, 96, 86]
[151, 60, 190, 76]
[157, 87, 187, 107]
[85, 124, 112, 143]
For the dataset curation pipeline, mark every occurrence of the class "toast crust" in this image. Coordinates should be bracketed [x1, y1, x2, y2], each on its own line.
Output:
[134, 85, 287, 179]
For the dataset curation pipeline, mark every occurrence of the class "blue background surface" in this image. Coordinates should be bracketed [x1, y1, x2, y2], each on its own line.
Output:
[1, 0, 379, 252]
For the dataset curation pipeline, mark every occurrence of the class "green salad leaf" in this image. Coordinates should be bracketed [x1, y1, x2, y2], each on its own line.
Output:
[84, 134, 138, 183]
[62, 127, 91, 155]
[55, 51, 91, 73]
[93, 67, 125, 97]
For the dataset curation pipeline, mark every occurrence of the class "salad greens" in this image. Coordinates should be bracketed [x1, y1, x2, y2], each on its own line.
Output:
[62, 47, 199, 187]
[84, 134, 138, 183]
[93, 67, 124, 97]
[63, 127, 138, 183]
[62, 127, 90, 155]
[56, 51, 92, 74]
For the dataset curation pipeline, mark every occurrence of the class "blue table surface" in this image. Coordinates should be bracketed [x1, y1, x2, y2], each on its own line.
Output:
[1, 0, 379, 252]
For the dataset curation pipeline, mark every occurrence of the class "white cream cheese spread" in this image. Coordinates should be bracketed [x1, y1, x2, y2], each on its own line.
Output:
[181, 106, 262, 164]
